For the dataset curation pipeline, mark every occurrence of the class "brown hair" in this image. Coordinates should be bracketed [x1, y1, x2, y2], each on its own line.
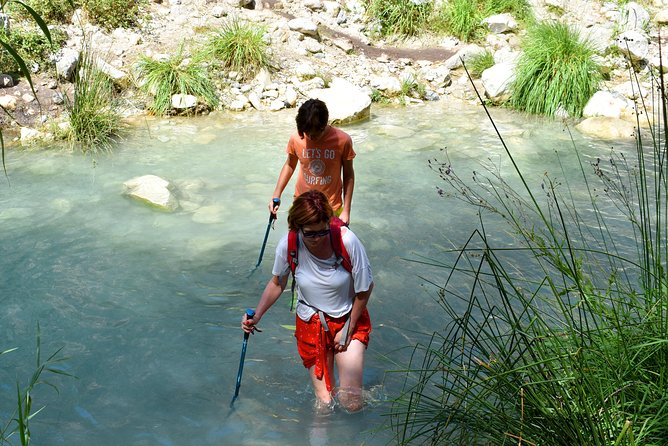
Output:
[287, 190, 333, 231]
[296, 99, 329, 139]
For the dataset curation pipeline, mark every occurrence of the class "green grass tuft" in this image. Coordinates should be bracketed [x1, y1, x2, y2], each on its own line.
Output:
[135, 43, 219, 116]
[202, 18, 270, 80]
[468, 50, 495, 78]
[82, 0, 147, 31]
[65, 48, 122, 152]
[366, 0, 433, 37]
[510, 21, 601, 117]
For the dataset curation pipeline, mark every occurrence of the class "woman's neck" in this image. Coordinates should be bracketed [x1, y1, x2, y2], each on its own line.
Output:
[305, 240, 334, 259]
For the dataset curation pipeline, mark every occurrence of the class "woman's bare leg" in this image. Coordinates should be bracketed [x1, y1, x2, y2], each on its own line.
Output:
[334, 340, 365, 412]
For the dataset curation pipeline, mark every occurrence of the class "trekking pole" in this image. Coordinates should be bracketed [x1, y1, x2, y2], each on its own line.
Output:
[230, 308, 255, 408]
[255, 198, 280, 268]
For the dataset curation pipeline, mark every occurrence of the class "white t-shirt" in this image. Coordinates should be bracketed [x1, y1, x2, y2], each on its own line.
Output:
[272, 227, 373, 321]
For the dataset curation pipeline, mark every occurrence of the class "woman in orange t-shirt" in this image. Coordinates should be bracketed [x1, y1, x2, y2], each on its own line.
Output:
[268, 99, 356, 225]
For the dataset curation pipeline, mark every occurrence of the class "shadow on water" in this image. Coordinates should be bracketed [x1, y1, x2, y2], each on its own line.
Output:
[0, 103, 634, 444]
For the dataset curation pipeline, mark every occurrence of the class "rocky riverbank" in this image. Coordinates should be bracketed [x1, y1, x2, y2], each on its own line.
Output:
[4, 0, 668, 143]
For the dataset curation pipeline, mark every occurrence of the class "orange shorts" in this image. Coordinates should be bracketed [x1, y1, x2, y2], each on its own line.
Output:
[294, 308, 371, 390]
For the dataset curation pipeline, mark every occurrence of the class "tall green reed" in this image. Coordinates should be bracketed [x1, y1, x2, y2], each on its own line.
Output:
[390, 59, 668, 444]
[64, 46, 121, 152]
[1, 325, 72, 446]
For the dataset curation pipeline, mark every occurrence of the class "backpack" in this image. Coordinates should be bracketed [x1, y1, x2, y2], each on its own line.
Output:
[287, 216, 352, 311]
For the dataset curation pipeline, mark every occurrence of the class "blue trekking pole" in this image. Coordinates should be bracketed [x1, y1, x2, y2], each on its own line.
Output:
[255, 198, 280, 268]
[230, 309, 255, 407]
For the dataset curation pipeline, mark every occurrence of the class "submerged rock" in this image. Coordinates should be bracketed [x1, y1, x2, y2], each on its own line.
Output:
[123, 174, 179, 211]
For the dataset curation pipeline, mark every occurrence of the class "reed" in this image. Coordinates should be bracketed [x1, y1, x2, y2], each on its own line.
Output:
[1, 325, 72, 446]
[64, 47, 121, 152]
[390, 60, 668, 444]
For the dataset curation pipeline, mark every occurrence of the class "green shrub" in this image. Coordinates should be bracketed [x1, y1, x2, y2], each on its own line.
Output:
[83, 0, 146, 31]
[202, 18, 270, 79]
[8, 0, 79, 23]
[65, 48, 122, 152]
[0, 26, 66, 74]
[483, 0, 531, 22]
[432, 0, 532, 42]
[135, 44, 219, 116]
[434, 0, 485, 42]
[366, 0, 433, 37]
[400, 75, 426, 99]
[510, 21, 601, 117]
[369, 88, 389, 103]
[468, 49, 495, 78]
[0, 0, 55, 174]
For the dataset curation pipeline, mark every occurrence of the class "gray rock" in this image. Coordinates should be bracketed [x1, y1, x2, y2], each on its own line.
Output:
[481, 61, 516, 103]
[55, 48, 80, 82]
[620, 2, 650, 32]
[0, 74, 13, 88]
[482, 13, 518, 33]
[288, 18, 319, 37]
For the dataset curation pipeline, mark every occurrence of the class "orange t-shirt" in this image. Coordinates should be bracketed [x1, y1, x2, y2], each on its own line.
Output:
[286, 126, 356, 211]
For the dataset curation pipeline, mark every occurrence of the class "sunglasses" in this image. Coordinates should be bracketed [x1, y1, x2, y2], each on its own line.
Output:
[301, 228, 330, 239]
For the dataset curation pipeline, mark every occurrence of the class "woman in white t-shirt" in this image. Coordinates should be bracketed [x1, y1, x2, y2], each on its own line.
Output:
[242, 190, 374, 413]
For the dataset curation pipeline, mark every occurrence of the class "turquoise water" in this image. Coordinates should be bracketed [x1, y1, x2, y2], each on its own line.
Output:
[0, 102, 634, 445]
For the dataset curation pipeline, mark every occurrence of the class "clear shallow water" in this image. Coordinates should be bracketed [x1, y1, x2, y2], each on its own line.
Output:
[0, 102, 635, 445]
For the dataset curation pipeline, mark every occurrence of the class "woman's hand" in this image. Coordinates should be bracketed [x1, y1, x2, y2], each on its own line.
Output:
[241, 312, 262, 334]
[267, 198, 281, 217]
[333, 329, 350, 352]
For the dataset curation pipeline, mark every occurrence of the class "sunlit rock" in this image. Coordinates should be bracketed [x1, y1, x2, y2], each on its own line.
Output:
[20, 127, 41, 143]
[482, 13, 518, 34]
[583, 90, 633, 119]
[576, 117, 636, 139]
[481, 61, 516, 103]
[614, 30, 649, 62]
[288, 18, 319, 37]
[172, 94, 198, 110]
[308, 77, 371, 124]
[0, 94, 17, 110]
[123, 175, 178, 211]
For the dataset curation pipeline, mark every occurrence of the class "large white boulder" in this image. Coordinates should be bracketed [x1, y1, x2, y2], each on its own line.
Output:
[308, 77, 371, 124]
[576, 117, 636, 140]
[481, 61, 516, 103]
[583, 90, 633, 119]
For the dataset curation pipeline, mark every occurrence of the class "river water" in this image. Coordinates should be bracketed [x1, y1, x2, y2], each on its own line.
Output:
[0, 100, 634, 445]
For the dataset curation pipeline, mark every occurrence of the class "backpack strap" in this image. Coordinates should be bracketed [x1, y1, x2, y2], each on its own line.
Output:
[287, 216, 353, 312]
[288, 229, 299, 311]
[329, 217, 352, 274]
